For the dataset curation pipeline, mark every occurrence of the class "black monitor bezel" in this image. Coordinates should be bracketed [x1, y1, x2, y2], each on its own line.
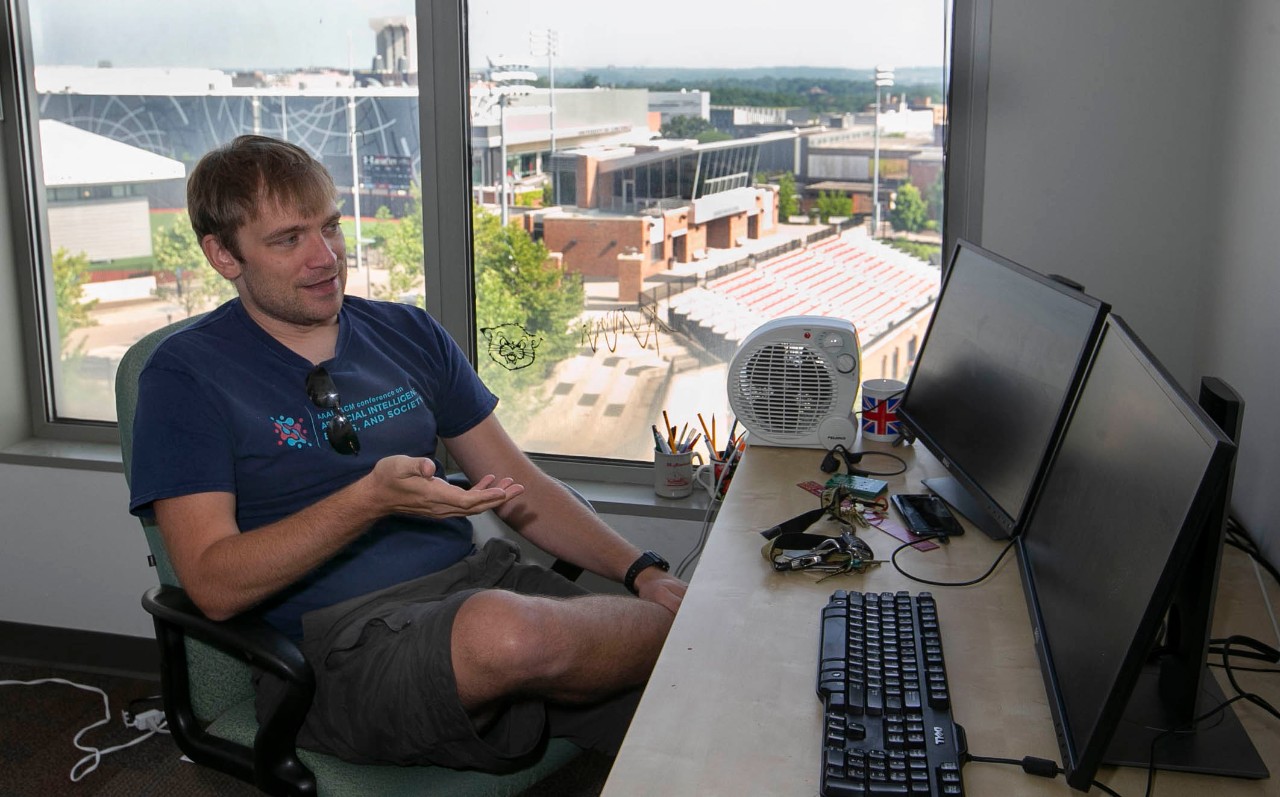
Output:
[1014, 315, 1239, 791]
[897, 238, 1110, 539]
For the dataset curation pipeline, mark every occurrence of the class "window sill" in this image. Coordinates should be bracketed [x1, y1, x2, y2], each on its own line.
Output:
[0, 437, 124, 472]
[0, 437, 717, 521]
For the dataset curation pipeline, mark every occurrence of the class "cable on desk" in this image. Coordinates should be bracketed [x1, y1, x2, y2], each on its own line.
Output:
[1225, 516, 1280, 589]
[675, 442, 745, 581]
[887, 533, 1018, 588]
[819, 445, 909, 477]
[962, 752, 1124, 796]
[1127, 637, 1280, 797]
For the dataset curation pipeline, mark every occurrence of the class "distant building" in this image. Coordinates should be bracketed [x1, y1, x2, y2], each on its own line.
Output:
[470, 85, 655, 201]
[650, 90, 711, 124]
[370, 16, 417, 85]
[40, 120, 184, 264]
[522, 134, 790, 300]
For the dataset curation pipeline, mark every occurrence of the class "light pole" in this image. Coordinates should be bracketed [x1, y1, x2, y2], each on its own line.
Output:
[348, 92, 366, 294]
[488, 59, 535, 226]
[873, 65, 894, 238]
[530, 29, 559, 203]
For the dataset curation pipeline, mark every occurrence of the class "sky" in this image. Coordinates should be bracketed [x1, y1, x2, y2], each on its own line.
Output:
[30, 0, 947, 72]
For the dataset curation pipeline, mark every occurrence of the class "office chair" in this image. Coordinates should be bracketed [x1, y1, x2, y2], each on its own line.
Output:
[116, 315, 585, 796]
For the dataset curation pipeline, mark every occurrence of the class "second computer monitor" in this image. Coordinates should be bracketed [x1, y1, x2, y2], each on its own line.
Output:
[897, 240, 1109, 539]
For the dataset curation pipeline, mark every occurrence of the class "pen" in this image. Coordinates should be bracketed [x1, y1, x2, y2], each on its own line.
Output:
[652, 424, 670, 454]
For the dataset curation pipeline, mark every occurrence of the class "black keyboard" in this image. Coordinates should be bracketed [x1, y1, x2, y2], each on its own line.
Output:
[817, 590, 967, 796]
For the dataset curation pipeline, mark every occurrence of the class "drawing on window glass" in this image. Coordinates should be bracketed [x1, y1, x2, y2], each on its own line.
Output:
[580, 307, 664, 355]
[481, 323, 542, 370]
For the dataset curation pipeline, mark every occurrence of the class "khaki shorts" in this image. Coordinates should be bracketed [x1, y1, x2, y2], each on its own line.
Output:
[256, 538, 641, 772]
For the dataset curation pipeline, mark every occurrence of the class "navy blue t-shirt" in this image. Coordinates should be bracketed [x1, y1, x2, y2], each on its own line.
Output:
[129, 296, 498, 640]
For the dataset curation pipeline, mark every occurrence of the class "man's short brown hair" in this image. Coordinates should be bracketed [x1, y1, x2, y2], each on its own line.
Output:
[187, 135, 338, 261]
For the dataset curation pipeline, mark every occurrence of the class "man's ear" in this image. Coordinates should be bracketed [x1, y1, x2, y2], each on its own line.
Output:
[201, 234, 242, 281]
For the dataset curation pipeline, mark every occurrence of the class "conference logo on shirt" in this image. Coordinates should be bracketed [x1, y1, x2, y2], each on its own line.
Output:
[269, 386, 426, 452]
[271, 415, 314, 449]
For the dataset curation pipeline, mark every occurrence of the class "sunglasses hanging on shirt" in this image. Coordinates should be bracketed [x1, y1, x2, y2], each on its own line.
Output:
[306, 366, 361, 455]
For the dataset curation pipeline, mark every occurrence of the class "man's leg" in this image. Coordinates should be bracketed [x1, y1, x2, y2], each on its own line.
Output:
[451, 591, 672, 712]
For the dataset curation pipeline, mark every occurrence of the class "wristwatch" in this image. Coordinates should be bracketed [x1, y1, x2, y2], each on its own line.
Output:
[624, 550, 670, 595]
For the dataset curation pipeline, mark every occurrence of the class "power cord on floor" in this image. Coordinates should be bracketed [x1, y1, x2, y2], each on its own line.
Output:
[0, 677, 169, 782]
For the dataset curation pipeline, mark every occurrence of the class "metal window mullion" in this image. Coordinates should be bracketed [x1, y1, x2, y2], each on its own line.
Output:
[418, 0, 476, 360]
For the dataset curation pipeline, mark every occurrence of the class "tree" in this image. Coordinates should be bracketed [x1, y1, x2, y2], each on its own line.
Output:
[925, 172, 945, 226]
[472, 205, 585, 431]
[153, 212, 236, 316]
[776, 172, 799, 219]
[888, 183, 929, 233]
[659, 115, 731, 144]
[378, 186, 426, 306]
[51, 247, 97, 355]
[814, 190, 852, 223]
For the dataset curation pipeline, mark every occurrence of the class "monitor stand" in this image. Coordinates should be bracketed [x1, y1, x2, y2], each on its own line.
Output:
[1102, 664, 1268, 779]
[921, 476, 1010, 540]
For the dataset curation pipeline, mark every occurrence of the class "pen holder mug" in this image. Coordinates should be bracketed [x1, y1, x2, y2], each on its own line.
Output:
[693, 458, 737, 500]
[654, 449, 702, 498]
[861, 378, 907, 442]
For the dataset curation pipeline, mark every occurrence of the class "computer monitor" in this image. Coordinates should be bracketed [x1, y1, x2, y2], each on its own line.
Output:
[1016, 316, 1267, 791]
[896, 240, 1109, 539]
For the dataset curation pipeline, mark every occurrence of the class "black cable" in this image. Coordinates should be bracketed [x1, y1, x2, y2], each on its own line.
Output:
[1208, 662, 1280, 674]
[888, 534, 1017, 588]
[848, 449, 909, 477]
[1134, 636, 1280, 797]
[1225, 516, 1280, 587]
[964, 752, 1124, 796]
[820, 445, 909, 477]
[1219, 636, 1280, 722]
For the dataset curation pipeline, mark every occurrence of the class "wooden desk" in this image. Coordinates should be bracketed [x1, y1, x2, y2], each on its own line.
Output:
[603, 443, 1279, 796]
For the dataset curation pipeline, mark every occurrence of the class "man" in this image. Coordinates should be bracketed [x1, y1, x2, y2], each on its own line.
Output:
[128, 135, 686, 772]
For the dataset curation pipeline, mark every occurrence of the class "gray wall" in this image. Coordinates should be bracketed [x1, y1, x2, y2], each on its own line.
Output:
[976, 0, 1277, 566]
[1201, 2, 1280, 567]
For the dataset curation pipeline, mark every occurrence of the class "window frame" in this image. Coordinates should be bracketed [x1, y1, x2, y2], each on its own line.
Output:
[2, 0, 121, 446]
[2, 0, 984, 485]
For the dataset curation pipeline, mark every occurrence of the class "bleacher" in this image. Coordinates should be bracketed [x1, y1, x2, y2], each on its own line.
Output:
[663, 230, 939, 358]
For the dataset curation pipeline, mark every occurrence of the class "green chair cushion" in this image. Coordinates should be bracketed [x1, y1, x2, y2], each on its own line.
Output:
[206, 699, 583, 797]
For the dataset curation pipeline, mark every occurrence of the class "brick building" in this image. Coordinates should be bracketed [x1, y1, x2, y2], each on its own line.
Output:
[524, 134, 788, 300]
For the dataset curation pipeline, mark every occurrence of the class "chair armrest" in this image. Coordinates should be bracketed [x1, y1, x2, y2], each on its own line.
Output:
[142, 585, 316, 797]
[143, 585, 311, 684]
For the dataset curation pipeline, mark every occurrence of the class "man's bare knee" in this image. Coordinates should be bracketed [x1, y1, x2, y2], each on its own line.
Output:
[452, 590, 566, 704]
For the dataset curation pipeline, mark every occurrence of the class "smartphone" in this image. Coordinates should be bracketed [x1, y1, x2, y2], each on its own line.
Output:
[891, 493, 964, 538]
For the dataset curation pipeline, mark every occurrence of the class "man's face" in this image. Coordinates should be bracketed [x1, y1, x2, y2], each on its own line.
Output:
[210, 197, 347, 330]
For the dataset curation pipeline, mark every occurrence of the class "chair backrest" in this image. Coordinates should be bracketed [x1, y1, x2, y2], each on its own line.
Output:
[116, 313, 255, 721]
[116, 315, 204, 585]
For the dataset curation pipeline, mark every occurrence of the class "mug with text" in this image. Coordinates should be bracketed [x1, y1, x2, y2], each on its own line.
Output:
[861, 378, 907, 442]
[654, 449, 702, 498]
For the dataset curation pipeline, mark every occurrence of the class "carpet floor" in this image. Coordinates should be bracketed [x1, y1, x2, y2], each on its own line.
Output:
[0, 661, 611, 797]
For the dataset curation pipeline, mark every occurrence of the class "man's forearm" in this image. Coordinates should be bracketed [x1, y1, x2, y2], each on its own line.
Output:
[159, 455, 521, 621]
[158, 477, 386, 620]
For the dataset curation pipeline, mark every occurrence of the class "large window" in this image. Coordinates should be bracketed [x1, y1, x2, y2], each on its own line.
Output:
[466, 0, 951, 463]
[9, 0, 418, 428]
[5, 0, 952, 472]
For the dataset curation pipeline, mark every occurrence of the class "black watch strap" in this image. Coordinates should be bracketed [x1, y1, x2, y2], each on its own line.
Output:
[624, 551, 670, 594]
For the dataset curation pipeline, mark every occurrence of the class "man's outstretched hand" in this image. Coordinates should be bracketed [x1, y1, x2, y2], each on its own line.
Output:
[368, 455, 524, 519]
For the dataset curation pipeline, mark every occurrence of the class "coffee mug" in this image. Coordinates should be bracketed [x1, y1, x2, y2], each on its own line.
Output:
[693, 458, 736, 500]
[861, 378, 907, 442]
[654, 449, 702, 498]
